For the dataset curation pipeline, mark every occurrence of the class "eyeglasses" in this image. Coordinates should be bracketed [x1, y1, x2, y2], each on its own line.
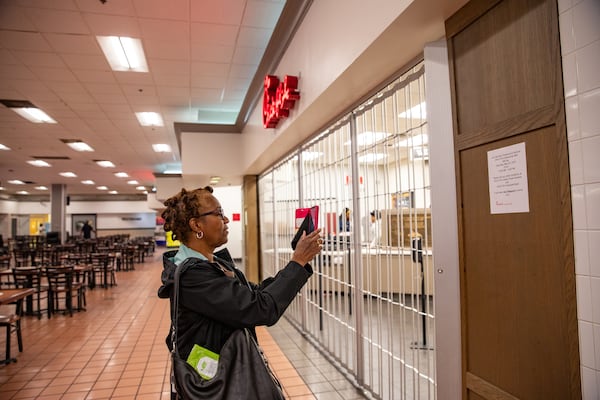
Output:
[198, 207, 226, 220]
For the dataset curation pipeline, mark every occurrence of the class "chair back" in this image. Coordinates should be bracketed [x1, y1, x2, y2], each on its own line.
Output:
[45, 266, 75, 291]
[13, 267, 42, 290]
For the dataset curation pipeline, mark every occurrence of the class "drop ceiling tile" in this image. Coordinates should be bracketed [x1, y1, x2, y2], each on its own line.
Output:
[144, 39, 190, 60]
[229, 64, 256, 78]
[44, 33, 100, 55]
[190, 61, 229, 77]
[243, 0, 284, 29]
[191, 23, 239, 46]
[191, 44, 234, 63]
[0, 64, 36, 80]
[190, 0, 245, 25]
[191, 75, 227, 89]
[0, 49, 20, 65]
[139, 19, 189, 42]
[237, 26, 271, 47]
[133, 0, 190, 20]
[83, 13, 141, 37]
[56, 92, 96, 105]
[156, 86, 189, 97]
[75, 0, 136, 16]
[126, 95, 160, 107]
[72, 69, 115, 84]
[62, 53, 110, 70]
[13, 50, 67, 68]
[93, 93, 128, 104]
[0, 6, 36, 31]
[83, 82, 122, 95]
[232, 46, 262, 65]
[25, 8, 89, 34]
[152, 74, 190, 86]
[121, 84, 157, 97]
[148, 59, 190, 75]
[113, 72, 155, 86]
[0, 31, 52, 51]
[29, 67, 78, 82]
[191, 88, 223, 102]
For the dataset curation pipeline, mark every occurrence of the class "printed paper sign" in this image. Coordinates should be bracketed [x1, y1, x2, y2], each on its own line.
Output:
[487, 142, 530, 214]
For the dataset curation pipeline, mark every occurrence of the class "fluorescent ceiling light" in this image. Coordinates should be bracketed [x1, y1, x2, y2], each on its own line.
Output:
[0, 144, 10, 150]
[163, 169, 182, 174]
[81, 180, 95, 185]
[95, 160, 115, 168]
[109, 190, 118, 194]
[35, 186, 48, 190]
[127, 180, 139, 185]
[136, 112, 164, 127]
[209, 176, 221, 184]
[27, 160, 51, 167]
[16, 191, 29, 195]
[97, 36, 148, 72]
[399, 102, 426, 119]
[135, 186, 146, 191]
[346, 131, 388, 147]
[152, 143, 171, 153]
[65, 141, 94, 152]
[97, 186, 108, 190]
[358, 153, 387, 163]
[12, 107, 56, 123]
[114, 172, 129, 178]
[59, 172, 77, 177]
[8, 180, 25, 185]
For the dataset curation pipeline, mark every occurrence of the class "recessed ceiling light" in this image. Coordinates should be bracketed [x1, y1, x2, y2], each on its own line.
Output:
[0, 144, 10, 150]
[35, 186, 48, 190]
[152, 143, 171, 153]
[127, 180, 139, 185]
[27, 160, 51, 167]
[114, 172, 129, 178]
[8, 179, 25, 185]
[109, 190, 118, 194]
[63, 140, 94, 152]
[14, 107, 56, 123]
[95, 160, 115, 168]
[136, 112, 164, 127]
[97, 186, 108, 190]
[16, 191, 29, 195]
[81, 180, 95, 185]
[97, 36, 148, 72]
[59, 172, 77, 177]
[135, 186, 146, 191]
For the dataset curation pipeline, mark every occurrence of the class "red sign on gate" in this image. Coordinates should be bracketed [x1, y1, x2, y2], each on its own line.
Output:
[262, 75, 300, 128]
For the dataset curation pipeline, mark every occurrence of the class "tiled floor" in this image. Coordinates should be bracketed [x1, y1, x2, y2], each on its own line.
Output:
[0, 251, 367, 399]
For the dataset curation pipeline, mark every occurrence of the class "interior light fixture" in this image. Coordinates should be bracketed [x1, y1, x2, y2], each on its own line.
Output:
[136, 112, 164, 127]
[27, 160, 51, 167]
[63, 140, 94, 152]
[0, 144, 10, 150]
[81, 180, 95, 185]
[0, 100, 57, 123]
[59, 172, 77, 178]
[97, 186, 108, 190]
[16, 191, 29, 195]
[127, 180, 139, 185]
[209, 176, 221, 184]
[8, 180, 25, 185]
[114, 172, 129, 178]
[135, 186, 146, 191]
[109, 190, 118, 194]
[97, 36, 148, 72]
[152, 143, 171, 153]
[35, 186, 48, 190]
[163, 169, 182, 174]
[95, 160, 115, 168]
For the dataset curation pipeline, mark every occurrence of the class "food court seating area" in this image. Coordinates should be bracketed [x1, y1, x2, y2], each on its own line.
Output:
[0, 234, 155, 364]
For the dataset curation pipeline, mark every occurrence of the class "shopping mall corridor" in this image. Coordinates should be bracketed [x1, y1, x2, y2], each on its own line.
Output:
[0, 250, 367, 399]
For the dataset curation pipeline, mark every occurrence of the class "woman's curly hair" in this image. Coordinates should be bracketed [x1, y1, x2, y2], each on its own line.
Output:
[161, 186, 214, 242]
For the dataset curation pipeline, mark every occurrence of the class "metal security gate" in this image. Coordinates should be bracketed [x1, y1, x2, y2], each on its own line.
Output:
[258, 61, 435, 399]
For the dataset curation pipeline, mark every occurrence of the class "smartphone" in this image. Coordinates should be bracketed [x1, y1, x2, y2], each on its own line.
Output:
[291, 206, 319, 249]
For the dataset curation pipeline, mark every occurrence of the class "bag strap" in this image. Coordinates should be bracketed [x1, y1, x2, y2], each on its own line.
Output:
[171, 260, 191, 358]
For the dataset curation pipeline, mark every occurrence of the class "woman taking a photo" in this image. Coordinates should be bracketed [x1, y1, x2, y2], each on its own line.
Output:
[158, 186, 323, 399]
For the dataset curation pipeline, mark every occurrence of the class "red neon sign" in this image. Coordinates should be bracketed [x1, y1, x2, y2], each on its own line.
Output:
[262, 75, 300, 128]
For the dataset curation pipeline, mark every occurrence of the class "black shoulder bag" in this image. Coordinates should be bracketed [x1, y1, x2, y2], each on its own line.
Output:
[170, 262, 286, 399]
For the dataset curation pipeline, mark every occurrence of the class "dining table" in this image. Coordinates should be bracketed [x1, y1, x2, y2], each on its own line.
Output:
[0, 288, 35, 364]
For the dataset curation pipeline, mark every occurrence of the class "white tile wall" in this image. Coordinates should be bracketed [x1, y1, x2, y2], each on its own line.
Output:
[560, 0, 600, 397]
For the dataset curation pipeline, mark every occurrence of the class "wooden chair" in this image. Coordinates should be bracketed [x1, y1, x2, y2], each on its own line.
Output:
[12, 267, 49, 319]
[45, 266, 86, 317]
[0, 301, 23, 364]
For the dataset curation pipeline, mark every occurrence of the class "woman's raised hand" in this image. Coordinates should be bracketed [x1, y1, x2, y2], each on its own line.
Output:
[291, 229, 323, 266]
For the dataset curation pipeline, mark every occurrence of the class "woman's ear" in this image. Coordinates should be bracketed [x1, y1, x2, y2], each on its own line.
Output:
[189, 218, 200, 232]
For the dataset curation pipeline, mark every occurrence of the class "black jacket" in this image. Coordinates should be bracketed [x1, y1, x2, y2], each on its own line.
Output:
[158, 249, 313, 360]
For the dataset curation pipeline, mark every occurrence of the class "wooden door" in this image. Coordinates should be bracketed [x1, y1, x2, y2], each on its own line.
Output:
[446, 0, 580, 399]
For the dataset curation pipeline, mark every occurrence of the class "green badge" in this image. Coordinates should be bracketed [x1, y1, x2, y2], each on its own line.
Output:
[186, 344, 220, 380]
